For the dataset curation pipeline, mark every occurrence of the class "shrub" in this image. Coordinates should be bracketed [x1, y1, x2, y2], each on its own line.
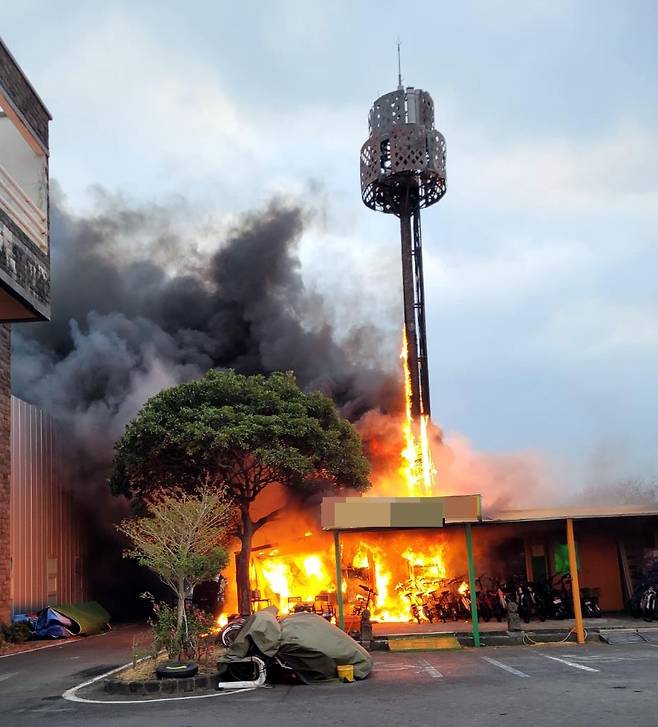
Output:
[6, 623, 32, 643]
[146, 596, 214, 661]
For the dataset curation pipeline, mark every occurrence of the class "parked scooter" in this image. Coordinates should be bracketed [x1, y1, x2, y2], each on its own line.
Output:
[640, 584, 657, 622]
[476, 575, 504, 622]
[580, 587, 602, 618]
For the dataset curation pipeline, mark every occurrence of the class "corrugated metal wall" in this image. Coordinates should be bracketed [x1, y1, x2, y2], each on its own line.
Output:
[10, 396, 86, 614]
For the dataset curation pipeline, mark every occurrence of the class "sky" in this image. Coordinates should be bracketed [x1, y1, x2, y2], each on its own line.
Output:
[4, 0, 658, 489]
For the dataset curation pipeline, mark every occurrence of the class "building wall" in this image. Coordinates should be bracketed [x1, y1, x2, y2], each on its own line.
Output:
[9, 396, 86, 614]
[473, 519, 626, 613]
[0, 37, 50, 322]
[577, 527, 624, 611]
[0, 203, 50, 320]
[0, 40, 49, 152]
[0, 325, 10, 623]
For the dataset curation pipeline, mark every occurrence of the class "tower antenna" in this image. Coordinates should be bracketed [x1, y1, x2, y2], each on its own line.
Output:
[397, 39, 403, 89]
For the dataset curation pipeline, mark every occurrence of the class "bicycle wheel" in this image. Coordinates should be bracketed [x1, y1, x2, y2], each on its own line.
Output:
[220, 620, 245, 647]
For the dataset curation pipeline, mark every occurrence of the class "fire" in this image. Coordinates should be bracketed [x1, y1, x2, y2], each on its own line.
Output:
[250, 534, 454, 624]
[235, 333, 448, 625]
[400, 329, 436, 496]
[254, 547, 336, 614]
[402, 545, 447, 579]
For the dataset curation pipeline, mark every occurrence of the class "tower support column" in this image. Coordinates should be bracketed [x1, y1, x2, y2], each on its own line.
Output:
[400, 213, 421, 419]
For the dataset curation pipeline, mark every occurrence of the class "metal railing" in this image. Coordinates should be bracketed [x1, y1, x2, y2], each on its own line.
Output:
[0, 161, 47, 252]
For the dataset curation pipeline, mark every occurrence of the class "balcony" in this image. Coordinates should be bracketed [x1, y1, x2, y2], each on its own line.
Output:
[0, 161, 47, 253]
[0, 37, 51, 322]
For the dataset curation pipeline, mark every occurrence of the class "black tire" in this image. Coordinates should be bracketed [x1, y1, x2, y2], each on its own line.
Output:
[156, 662, 198, 680]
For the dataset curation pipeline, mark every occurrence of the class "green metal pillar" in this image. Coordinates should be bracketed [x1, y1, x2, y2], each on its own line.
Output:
[465, 523, 481, 647]
[334, 530, 345, 630]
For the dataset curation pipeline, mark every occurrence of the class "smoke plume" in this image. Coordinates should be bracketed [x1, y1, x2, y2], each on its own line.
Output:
[12, 188, 398, 613]
[14, 189, 555, 517]
[12, 187, 565, 613]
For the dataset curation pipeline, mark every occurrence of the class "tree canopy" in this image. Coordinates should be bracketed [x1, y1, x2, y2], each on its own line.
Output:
[111, 369, 369, 501]
[110, 369, 370, 613]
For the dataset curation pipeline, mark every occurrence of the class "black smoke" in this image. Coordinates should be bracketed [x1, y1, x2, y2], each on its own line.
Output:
[14, 191, 398, 457]
[12, 189, 398, 615]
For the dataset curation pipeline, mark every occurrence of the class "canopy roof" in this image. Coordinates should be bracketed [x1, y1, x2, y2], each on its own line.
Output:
[487, 503, 658, 523]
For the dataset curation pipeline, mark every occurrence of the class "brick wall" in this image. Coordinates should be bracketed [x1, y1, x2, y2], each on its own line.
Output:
[0, 325, 10, 623]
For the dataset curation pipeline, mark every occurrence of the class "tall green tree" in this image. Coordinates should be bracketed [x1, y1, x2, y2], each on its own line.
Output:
[110, 369, 370, 614]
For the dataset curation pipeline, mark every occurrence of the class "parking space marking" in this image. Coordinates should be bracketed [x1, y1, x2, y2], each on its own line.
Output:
[0, 672, 17, 682]
[481, 656, 530, 678]
[563, 655, 648, 662]
[416, 657, 443, 678]
[372, 663, 418, 672]
[540, 654, 599, 672]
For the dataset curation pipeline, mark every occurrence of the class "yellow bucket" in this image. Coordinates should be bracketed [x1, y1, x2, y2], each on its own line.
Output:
[337, 664, 354, 683]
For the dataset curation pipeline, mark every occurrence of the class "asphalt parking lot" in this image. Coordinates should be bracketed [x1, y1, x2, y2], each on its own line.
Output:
[2, 626, 658, 727]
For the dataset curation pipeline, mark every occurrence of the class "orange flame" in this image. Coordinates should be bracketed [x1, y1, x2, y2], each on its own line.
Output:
[237, 332, 446, 624]
[400, 329, 436, 496]
[251, 535, 452, 624]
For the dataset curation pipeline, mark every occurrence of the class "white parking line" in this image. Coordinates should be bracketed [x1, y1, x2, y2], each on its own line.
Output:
[372, 664, 418, 672]
[0, 672, 17, 682]
[416, 657, 443, 678]
[540, 654, 599, 672]
[481, 656, 530, 678]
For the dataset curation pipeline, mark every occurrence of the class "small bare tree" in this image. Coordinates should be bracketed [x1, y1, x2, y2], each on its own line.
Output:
[117, 484, 235, 655]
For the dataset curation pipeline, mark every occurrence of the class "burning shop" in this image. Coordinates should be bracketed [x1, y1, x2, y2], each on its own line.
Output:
[211, 69, 658, 643]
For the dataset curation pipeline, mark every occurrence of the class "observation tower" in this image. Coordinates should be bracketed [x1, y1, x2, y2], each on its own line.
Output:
[360, 52, 446, 420]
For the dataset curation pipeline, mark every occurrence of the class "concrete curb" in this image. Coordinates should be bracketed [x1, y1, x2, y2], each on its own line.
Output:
[104, 673, 219, 696]
[373, 628, 607, 649]
[371, 620, 658, 650]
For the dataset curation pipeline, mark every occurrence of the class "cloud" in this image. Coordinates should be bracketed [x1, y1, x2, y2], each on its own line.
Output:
[452, 124, 658, 216]
[35, 8, 362, 210]
[538, 298, 658, 360]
